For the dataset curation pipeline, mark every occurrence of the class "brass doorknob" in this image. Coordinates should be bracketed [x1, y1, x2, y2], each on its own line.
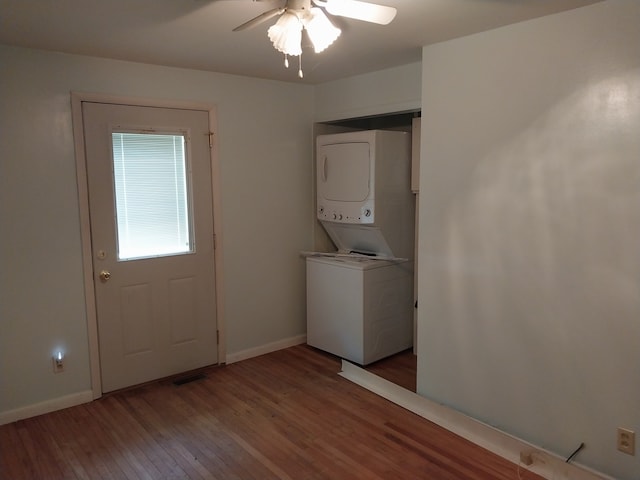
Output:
[99, 270, 111, 282]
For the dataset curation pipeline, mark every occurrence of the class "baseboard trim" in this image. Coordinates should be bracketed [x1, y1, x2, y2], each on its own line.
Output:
[339, 361, 613, 480]
[1, 337, 308, 425]
[0, 390, 94, 426]
[225, 335, 307, 364]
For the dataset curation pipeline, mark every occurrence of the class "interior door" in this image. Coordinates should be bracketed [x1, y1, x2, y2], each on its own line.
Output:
[82, 102, 218, 393]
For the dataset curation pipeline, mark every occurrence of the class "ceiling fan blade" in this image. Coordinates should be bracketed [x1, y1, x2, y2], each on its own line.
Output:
[203, 0, 276, 3]
[317, 0, 397, 25]
[233, 7, 284, 31]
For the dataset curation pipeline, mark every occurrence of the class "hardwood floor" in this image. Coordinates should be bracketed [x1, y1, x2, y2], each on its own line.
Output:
[0, 345, 542, 479]
[364, 348, 417, 392]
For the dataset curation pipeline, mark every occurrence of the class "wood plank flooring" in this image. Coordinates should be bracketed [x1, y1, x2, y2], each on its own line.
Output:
[364, 348, 417, 392]
[0, 345, 542, 479]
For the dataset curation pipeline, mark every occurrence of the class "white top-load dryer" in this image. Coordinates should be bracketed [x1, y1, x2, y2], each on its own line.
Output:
[306, 130, 415, 365]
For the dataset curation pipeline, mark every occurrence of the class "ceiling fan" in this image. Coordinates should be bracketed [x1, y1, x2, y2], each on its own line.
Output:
[233, 0, 397, 31]
[228, 0, 397, 78]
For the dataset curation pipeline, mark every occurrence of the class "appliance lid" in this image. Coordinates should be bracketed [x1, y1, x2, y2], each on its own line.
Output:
[305, 254, 402, 270]
[321, 221, 394, 258]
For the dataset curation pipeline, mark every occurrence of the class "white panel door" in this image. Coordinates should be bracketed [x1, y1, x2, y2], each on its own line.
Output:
[83, 102, 217, 393]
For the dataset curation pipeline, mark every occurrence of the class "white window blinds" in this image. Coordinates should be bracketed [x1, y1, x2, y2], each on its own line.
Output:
[112, 132, 193, 261]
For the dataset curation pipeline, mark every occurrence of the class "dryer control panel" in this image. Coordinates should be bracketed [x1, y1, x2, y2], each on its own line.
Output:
[317, 203, 374, 224]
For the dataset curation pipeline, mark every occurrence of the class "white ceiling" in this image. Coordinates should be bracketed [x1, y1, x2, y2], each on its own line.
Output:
[0, 0, 602, 84]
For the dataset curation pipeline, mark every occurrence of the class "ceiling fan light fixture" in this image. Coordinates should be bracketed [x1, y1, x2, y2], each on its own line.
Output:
[303, 8, 341, 54]
[234, 0, 397, 78]
[267, 11, 303, 56]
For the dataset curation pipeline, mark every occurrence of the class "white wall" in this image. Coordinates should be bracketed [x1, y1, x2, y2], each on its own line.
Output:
[417, 2, 639, 479]
[0, 46, 314, 417]
[313, 62, 421, 122]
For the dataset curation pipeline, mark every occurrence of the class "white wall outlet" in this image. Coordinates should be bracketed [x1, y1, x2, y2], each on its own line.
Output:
[617, 427, 635, 455]
[52, 352, 64, 373]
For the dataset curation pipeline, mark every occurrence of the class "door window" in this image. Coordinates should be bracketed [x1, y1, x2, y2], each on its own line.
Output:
[112, 132, 193, 260]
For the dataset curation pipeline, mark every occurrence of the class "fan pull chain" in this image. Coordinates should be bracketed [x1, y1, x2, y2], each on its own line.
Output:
[281, 54, 303, 79]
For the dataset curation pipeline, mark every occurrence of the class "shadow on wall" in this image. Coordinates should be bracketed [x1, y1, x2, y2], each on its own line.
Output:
[431, 70, 640, 475]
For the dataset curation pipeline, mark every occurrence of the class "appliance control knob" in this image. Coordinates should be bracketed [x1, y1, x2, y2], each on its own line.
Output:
[338, 214, 343, 220]
[332, 213, 337, 220]
[364, 209, 372, 217]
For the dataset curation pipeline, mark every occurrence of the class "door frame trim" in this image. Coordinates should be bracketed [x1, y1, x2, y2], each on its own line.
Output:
[71, 92, 226, 399]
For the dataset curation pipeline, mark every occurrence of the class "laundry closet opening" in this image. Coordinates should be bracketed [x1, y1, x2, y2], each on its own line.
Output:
[310, 110, 421, 393]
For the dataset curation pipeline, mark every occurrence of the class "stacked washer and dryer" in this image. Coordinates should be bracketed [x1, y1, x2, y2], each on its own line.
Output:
[306, 130, 415, 366]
